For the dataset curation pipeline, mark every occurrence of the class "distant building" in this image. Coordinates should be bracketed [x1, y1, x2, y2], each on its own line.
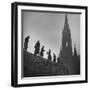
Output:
[59, 14, 80, 74]
[72, 45, 80, 74]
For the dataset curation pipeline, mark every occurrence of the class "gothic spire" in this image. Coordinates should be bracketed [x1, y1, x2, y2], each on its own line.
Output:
[65, 14, 68, 24]
[63, 14, 71, 37]
[63, 14, 70, 32]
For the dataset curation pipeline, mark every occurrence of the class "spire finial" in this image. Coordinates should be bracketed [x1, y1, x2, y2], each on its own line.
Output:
[65, 14, 68, 23]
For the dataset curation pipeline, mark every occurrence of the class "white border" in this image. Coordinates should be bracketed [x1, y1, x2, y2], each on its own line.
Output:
[18, 5, 86, 84]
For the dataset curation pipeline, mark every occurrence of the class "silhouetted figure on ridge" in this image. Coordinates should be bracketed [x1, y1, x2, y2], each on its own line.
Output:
[34, 41, 40, 55]
[47, 49, 52, 61]
[53, 53, 56, 62]
[24, 36, 30, 51]
[40, 46, 45, 57]
[57, 57, 63, 65]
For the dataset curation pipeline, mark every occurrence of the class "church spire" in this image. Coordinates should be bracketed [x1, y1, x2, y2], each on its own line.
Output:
[60, 13, 72, 65]
[65, 14, 68, 24]
[63, 14, 70, 33]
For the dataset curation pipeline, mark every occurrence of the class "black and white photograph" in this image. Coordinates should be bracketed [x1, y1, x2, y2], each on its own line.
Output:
[22, 11, 80, 77]
[11, 2, 88, 87]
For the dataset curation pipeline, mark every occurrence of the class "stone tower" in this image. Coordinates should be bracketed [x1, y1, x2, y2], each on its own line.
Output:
[60, 14, 73, 74]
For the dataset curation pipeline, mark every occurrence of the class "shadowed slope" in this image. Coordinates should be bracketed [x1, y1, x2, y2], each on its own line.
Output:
[23, 50, 69, 77]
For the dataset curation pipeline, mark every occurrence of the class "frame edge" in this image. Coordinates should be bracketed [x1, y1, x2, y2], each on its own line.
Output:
[11, 2, 88, 87]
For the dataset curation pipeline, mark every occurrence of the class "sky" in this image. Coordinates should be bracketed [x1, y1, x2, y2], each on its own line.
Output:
[22, 10, 80, 59]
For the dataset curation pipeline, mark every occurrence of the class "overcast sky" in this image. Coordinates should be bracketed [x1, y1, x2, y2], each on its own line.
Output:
[22, 11, 80, 59]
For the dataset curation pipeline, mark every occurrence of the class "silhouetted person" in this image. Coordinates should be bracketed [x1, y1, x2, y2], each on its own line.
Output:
[24, 36, 30, 51]
[57, 57, 63, 64]
[40, 46, 45, 57]
[47, 49, 52, 61]
[34, 41, 40, 55]
[57, 57, 60, 63]
[53, 53, 56, 62]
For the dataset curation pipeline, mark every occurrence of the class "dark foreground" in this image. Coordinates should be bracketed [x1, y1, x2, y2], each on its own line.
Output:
[23, 50, 69, 77]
